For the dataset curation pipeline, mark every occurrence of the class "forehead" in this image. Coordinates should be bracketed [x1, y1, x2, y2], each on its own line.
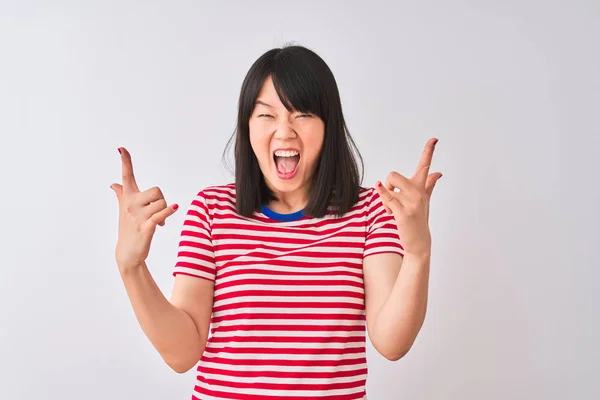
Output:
[254, 73, 321, 116]
[255, 77, 281, 104]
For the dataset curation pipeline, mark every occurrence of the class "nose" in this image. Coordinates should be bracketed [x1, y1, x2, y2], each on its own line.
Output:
[273, 120, 297, 139]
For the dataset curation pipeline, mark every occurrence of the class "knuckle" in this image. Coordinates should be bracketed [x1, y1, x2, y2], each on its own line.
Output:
[142, 219, 156, 231]
[151, 186, 164, 198]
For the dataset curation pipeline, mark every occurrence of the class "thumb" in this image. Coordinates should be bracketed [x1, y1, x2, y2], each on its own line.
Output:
[110, 183, 123, 201]
[425, 173, 443, 197]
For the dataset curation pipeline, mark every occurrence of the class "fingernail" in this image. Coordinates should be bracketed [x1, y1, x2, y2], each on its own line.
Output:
[377, 181, 382, 188]
[117, 148, 122, 154]
[172, 204, 179, 211]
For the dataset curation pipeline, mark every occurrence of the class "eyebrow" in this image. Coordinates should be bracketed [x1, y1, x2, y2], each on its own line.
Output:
[255, 100, 272, 108]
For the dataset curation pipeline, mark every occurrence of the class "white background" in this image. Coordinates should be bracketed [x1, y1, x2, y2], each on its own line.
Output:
[1, 1, 599, 399]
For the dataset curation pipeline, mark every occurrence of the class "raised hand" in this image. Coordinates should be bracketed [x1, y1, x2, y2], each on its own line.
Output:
[375, 138, 442, 258]
[110, 147, 179, 272]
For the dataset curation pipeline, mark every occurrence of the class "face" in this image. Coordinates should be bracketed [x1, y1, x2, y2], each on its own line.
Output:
[249, 76, 325, 199]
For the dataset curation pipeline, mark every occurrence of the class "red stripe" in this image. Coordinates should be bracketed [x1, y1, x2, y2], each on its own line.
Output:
[213, 290, 364, 302]
[213, 324, 365, 333]
[209, 336, 365, 344]
[215, 278, 363, 290]
[210, 313, 366, 324]
[217, 250, 362, 261]
[215, 241, 365, 251]
[212, 302, 364, 313]
[199, 356, 367, 367]
[203, 346, 365, 355]
[198, 366, 368, 379]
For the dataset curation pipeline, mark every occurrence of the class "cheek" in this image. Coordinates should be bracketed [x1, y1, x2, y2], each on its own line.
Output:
[249, 124, 271, 165]
[301, 126, 325, 162]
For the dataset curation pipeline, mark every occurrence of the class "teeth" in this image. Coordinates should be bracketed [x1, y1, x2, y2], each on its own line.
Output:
[274, 150, 299, 157]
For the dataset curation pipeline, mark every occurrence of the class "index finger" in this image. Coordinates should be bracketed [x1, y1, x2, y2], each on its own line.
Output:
[413, 138, 438, 186]
[119, 147, 140, 194]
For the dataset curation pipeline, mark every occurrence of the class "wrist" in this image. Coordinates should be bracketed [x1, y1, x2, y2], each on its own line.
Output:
[118, 261, 146, 277]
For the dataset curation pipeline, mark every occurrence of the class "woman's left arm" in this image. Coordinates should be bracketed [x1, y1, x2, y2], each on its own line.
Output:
[364, 138, 442, 361]
[364, 252, 430, 361]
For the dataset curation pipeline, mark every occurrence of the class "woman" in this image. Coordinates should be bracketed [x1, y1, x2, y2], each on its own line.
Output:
[111, 45, 441, 400]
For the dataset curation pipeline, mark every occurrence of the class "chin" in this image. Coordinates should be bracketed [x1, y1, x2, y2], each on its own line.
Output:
[268, 172, 306, 193]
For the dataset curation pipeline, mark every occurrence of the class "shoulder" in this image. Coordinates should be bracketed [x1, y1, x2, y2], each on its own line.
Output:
[194, 183, 236, 202]
[188, 183, 237, 216]
[356, 185, 380, 210]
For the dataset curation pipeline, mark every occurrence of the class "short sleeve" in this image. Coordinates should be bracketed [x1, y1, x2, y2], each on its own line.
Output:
[363, 188, 404, 258]
[173, 191, 216, 281]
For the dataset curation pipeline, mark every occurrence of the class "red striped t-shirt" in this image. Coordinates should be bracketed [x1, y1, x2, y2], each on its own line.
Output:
[173, 183, 403, 400]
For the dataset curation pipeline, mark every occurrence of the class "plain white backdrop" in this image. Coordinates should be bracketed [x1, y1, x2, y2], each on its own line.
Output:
[1, 1, 599, 399]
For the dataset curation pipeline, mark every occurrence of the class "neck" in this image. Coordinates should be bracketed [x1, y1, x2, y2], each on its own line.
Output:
[267, 188, 309, 214]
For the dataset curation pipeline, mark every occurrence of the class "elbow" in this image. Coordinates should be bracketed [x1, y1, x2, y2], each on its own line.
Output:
[162, 348, 203, 374]
[381, 345, 411, 361]
[369, 324, 421, 361]
[372, 338, 412, 361]
[161, 338, 206, 374]
[166, 357, 197, 374]
[171, 365, 193, 374]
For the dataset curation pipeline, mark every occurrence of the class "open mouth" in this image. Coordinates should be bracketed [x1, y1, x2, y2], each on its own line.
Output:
[273, 149, 301, 179]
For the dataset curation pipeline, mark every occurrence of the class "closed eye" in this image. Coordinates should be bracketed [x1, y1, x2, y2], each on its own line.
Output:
[296, 113, 313, 118]
[258, 114, 274, 118]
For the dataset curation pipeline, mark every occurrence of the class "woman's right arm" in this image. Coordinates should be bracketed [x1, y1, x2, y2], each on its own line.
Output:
[120, 263, 213, 373]
[111, 147, 213, 373]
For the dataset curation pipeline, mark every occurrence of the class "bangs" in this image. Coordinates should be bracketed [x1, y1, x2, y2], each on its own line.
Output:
[270, 53, 327, 119]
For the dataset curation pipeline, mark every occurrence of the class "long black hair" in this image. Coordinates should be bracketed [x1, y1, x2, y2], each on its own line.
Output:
[223, 45, 363, 218]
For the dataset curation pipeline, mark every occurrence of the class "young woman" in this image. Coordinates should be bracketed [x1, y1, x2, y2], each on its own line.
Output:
[111, 45, 441, 400]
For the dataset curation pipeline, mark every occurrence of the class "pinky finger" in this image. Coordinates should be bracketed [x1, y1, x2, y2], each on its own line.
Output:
[150, 204, 179, 227]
